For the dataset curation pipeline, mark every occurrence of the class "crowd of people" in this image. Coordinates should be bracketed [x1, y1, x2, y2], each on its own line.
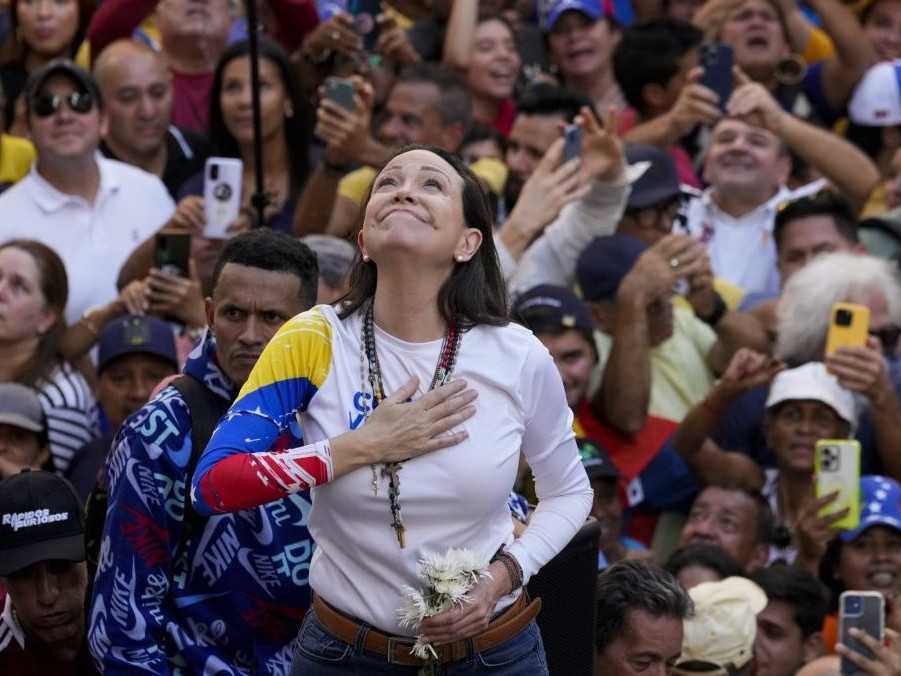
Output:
[2, 0, 901, 673]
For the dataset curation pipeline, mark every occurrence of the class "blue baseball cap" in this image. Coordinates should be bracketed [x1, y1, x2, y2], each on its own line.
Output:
[576, 233, 648, 302]
[97, 315, 178, 374]
[839, 475, 901, 542]
[541, 0, 606, 31]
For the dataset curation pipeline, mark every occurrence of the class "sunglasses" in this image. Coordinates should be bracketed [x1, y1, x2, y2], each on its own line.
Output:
[32, 91, 94, 118]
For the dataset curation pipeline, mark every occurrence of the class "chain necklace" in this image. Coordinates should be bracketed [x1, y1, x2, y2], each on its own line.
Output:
[359, 300, 462, 549]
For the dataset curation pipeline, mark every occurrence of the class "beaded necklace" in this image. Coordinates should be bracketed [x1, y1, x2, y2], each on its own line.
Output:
[360, 300, 462, 549]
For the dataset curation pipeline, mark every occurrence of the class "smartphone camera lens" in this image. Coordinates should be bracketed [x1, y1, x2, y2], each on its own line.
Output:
[844, 596, 862, 614]
[210, 164, 219, 181]
[835, 309, 853, 326]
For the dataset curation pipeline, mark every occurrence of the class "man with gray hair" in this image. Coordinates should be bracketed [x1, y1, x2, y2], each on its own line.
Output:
[596, 560, 693, 675]
[300, 234, 355, 305]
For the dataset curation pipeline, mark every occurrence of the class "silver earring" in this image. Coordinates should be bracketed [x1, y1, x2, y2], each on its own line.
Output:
[363, 254, 370, 262]
[455, 255, 464, 262]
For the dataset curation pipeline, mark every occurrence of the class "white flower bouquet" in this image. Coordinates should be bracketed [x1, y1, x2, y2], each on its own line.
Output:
[397, 547, 492, 661]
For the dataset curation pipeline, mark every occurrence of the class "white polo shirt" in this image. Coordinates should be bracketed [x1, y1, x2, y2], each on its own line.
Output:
[683, 180, 825, 296]
[0, 156, 174, 323]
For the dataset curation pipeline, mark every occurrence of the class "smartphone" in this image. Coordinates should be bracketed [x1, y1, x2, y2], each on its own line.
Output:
[349, 0, 381, 51]
[324, 77, 356, 112]
[202, 157, 242, 239]
[700, 43, 733, 110]
[839, 591, 885, 675]
[153, 233, 191, 277]
[563, 124, 582, 163]
[815, 439, 861, 532]
[826, 302, 871, 355]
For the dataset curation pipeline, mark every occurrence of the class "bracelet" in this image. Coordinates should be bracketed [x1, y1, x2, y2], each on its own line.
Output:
[491, 549, 523, 593]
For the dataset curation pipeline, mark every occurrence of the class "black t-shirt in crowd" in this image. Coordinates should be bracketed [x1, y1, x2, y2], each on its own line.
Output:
[101, 125, 209, 199]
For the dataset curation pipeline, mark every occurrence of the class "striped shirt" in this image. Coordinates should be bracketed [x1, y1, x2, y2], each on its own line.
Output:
[36, 362, 98, 474]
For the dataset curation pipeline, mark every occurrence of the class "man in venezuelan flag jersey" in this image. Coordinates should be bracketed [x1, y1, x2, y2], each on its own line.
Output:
[89, 230, 319, 675]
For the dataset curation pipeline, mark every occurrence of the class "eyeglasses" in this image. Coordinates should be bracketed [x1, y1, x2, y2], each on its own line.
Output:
[32, 91, 94, 118]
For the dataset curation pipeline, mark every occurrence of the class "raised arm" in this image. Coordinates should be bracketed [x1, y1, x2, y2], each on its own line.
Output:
[727, 81, 880, 207]
[510, 108, 631, 295]
[673, 348, 778, 487]
[804, 0, 877, 111]
[593, 235, 707, 434]
[442, 0, 478, 71]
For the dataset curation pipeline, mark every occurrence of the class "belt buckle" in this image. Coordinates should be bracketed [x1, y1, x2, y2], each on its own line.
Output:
[386, 636, 415, 665]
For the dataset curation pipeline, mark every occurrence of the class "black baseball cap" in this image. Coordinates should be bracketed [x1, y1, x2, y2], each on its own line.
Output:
[97, 315, 178, 375]
[576, 233, 648, 302]
[513, 284, 594, 334]
[625, 144, 684, 210]
[25, 58, 103, 113]
[0, 470, 85, 576]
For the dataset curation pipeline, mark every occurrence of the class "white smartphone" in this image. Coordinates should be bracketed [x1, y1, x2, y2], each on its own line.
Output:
[203, 157, 243, 239]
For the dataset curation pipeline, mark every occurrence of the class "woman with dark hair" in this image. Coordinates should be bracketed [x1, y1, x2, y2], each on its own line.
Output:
[0, 239, 95, 475]
[176, 37, 311, 233]
[0, 0, 94, 134]
[444, 5, 521, 135]
[191, 144, 593, 674]
[799, 476, 901, 650]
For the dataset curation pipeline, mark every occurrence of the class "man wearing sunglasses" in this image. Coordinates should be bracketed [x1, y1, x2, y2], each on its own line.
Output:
[0, 60, 174, 325]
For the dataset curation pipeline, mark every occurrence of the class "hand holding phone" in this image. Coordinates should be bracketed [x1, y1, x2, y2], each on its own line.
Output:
[826, 303, 871, 356]
[563, 124, 582, 163]
[324, 77, 356, 112]
[700, 43, 733, 111]
[840, 591, 885, 675]
[154, 233, 191, 278]
[203, 157, 243, 239]
[815, 439, 861, 531]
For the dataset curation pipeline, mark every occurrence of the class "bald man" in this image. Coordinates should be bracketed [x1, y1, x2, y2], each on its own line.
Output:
[95, 39, 208, 198]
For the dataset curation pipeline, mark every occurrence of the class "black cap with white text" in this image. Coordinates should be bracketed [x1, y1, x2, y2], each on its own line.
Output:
[0, 469, 85, 575]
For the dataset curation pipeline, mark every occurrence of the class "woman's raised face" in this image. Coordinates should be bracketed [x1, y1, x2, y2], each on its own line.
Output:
[837, 526, 901, 596]
[0, 247, 56, 345]
[361, 149, 481, 268]
[17, 0, 80, 58]
[220, 56, 289, 148]
[466, 19, 520, 103]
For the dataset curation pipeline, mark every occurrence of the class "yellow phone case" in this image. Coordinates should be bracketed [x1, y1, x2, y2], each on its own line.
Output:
[825, 303, 870, 355]
[815, 440, 861, 532]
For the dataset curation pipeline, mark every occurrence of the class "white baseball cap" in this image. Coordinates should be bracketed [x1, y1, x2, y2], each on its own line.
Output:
[673, 577, 768, 675]
[765, 362, 857, 430]
[849, 60, 901, 126]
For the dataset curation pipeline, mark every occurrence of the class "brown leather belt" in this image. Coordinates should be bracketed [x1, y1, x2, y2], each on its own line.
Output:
[311, 592, 542, 666]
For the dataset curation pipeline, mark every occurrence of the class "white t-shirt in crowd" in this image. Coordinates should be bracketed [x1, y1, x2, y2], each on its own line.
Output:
[683, 180, 826, 296]
[0, 156, 174, 323]
[224, 304, 593, 635]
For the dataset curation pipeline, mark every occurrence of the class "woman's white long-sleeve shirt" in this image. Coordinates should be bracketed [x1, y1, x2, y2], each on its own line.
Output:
[194, 305, 593, 635]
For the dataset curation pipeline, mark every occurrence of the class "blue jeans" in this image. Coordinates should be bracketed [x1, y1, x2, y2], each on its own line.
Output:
[291, 607, 549, 675]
